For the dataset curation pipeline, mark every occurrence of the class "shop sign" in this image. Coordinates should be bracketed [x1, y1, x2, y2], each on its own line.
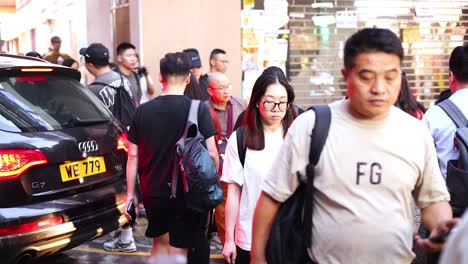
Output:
[312, 15, 336, 26]
[336, 10, 358, 28]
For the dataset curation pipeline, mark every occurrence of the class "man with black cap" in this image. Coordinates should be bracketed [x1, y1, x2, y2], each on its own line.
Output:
[80, 43, 138, 252]
[183, 48, 203, 80]
[80, 43, 137, 130]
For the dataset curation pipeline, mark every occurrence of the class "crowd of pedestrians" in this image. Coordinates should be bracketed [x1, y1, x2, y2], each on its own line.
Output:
[22, 28, 468, 264]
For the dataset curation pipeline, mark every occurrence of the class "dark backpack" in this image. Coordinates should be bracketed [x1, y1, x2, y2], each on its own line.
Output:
[92, 74, 136, 128]
[171, 100, 223, 213]
[438, 100, 468, 217]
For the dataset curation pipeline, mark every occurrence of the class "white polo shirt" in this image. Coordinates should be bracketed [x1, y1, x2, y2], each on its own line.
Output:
[423, 88, 468, 178]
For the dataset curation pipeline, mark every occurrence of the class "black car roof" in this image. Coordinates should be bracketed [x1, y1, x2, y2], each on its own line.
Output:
[0, 53, 60, 68]
[0, 53, 81, 80]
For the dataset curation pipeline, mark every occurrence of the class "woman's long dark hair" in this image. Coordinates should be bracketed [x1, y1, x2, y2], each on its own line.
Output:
[242, 66, 297, 150]
[397, 72, 425, 117]
[184, 73, 202, 100]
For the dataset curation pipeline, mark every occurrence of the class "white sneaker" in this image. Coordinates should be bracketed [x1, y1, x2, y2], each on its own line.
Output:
[103, 237, 137, 252]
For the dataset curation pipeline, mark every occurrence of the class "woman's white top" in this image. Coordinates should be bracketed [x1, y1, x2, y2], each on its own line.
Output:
[221, 126, 284, 251]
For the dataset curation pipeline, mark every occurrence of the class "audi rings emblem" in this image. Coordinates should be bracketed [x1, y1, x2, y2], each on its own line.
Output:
[78, 140, 99, 153]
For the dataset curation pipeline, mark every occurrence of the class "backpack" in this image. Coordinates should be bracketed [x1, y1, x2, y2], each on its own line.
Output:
[438, 100, 468, 217]
[91, 74, 136, 128]
[171, 100, 223, 213]
[267, 105, 331, 264]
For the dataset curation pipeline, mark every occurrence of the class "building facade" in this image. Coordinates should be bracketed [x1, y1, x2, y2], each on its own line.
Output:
[1, 0, 467, 106]
[0, 0, 242, 96]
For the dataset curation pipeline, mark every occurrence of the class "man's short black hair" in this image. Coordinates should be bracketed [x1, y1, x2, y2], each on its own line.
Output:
[50, 36, 61, 43]
[209, 48, 226, 60]
[160, 52, 191, 81]
[25, 51, 42, 59]
[116, 42, 136, 55]
[344, 28, 403, 70]
[183, 48, 199, 55]
[449, 45, 468, 83]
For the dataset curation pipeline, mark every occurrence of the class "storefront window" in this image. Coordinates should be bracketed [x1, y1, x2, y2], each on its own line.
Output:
[241, 0, 468, 108]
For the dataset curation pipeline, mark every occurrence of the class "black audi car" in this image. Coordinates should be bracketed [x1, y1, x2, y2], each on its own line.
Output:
[0, 54, 129, 263]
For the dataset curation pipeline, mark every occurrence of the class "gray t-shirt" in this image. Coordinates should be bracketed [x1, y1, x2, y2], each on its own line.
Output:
[88, 70, 137, 128]
[115, 67, 140, 105]
[88, 70, 134, 110]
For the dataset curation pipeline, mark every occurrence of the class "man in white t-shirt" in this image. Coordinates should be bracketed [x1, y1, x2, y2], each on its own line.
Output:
[250, 28, 457, 264]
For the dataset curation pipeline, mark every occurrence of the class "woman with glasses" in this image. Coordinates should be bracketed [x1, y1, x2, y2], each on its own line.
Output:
[221, 66, 297, 264]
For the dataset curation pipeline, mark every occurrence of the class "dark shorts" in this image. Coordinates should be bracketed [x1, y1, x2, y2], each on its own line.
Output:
[142, 196, 208, 249]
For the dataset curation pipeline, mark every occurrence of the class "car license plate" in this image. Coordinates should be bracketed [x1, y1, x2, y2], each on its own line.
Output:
[59, 156, 106, 182]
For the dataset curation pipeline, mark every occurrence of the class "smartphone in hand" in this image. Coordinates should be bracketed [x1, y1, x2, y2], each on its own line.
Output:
[429, 229, 451, 244]
[126, 199, 137, 226]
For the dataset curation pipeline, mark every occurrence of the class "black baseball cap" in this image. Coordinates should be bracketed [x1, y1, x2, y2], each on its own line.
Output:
[185, 51, 202, 68]
[79, 43, 110, 66]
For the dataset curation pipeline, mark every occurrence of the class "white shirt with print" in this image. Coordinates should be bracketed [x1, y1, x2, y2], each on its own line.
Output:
[263, 100, 449, 264]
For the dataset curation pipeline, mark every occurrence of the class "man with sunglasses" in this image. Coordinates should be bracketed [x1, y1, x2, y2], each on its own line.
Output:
[205, 71, 247, 246]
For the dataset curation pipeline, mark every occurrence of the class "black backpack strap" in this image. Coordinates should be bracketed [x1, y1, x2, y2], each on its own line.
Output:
[188, 100, 200, 126]
[132, 71, 142, 97]
[179, 100, 200, 142]
[236, 127, 246, 167]
[171, 100, 201, 199]
[303, 104, 331, 248]
[438, 100, 467, 128]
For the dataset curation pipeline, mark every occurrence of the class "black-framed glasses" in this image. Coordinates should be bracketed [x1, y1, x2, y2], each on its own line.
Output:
[262, 101, 290, 112]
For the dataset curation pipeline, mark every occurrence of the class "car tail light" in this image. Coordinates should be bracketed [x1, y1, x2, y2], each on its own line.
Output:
[21, 68, 54, 73]
[117, 133, 129, 153]
[0, 149, 48, 180]
[0, 215, 63, 236]
[16, 76, 48, 82]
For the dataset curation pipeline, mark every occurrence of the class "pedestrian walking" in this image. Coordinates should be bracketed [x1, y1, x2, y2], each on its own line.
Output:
[251, 28, 456, 264]
[183, 48, 203, 80]
[80, 43, 136, 130]
[124, 52, 219, 260]
[80, 42, 138, 252]
[43, 36, 71, 65]
[115, 42, 141, 106]
[222, 66, 297, 264]
[421, 44, 468, 263]
[199, 49, 229, 100]
[205, 72, 247, 246]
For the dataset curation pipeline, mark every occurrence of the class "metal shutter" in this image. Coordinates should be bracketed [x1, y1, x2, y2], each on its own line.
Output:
[288, 0, 468, 109]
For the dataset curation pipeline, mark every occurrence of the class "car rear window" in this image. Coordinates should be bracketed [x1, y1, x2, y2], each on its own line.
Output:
[0, 75, 111, 132]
